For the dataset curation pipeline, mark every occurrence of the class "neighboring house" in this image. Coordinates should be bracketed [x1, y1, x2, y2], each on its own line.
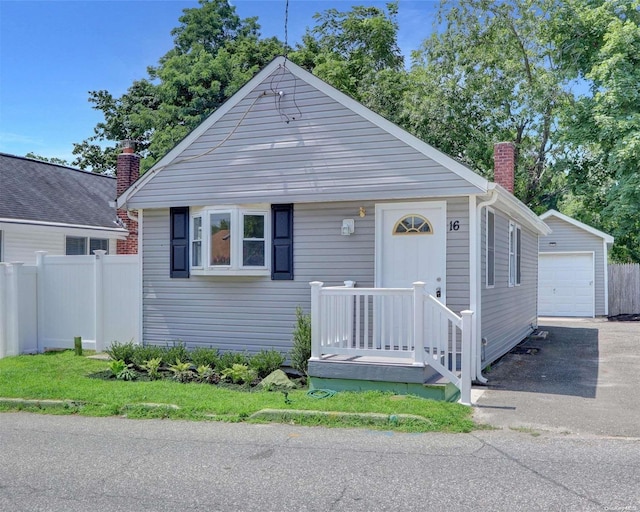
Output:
[116, 57, 550, 397]
[0, 152, 139, 263]
[538, 210, 614, 317]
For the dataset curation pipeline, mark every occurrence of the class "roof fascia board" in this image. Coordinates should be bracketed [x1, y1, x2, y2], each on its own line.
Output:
[540, 209, 614, 243]
[490, 184, 552, 236]
[118, 56, 489, 208]
[0, 217, 128, 234]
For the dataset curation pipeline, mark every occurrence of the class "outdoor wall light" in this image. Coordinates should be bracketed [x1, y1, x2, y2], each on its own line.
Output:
[549, 241, 557, 247]
[341, 219, 355, 236]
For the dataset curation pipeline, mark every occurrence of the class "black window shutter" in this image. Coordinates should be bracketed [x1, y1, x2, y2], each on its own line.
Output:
[271, 204, 293, 280]
[170, 207, 190, 278]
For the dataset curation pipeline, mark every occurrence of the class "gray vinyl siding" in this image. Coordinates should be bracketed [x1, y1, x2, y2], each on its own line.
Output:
[128, 70, 482, 209]
[539, 217, 607, 316]
[481, 207, 538, 365]
[141, 197, 471, 353]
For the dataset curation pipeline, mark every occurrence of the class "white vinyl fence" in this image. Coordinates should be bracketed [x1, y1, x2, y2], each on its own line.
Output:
[0, 251, 139, 358]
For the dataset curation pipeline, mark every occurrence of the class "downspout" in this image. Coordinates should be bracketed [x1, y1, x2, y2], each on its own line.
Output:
[473, 187, 499, 384]
[126, 209, 139, 223]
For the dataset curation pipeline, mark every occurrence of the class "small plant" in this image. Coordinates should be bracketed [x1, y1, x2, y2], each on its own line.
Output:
[106, 341, 136, 364]
[290, 307, 311, 375]
[108, 359, 127, 378]
[169, 360, 193, 383]
[221, 364, 256, 384]
[108, 359, 137, 381]
[249, 349, 285, 379]
[141, 357, 162, 380]
[196, 364, 219, 384]
[117, 366, 138, 381]
[191, 347, 220, 368]
[165, 342, 190, 365]
[216, 351, 249, 372]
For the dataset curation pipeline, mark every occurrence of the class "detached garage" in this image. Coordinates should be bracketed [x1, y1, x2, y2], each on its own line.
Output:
[538, 210, 614, 317]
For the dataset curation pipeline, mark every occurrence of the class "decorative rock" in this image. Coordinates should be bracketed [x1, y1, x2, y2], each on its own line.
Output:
[258, 369, 296, 390]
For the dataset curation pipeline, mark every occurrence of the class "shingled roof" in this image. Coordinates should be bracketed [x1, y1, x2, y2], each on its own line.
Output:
[0, 153, 119, 229]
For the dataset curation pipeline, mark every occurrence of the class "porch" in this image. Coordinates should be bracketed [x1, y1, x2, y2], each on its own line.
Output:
[308, 281, 474, 404]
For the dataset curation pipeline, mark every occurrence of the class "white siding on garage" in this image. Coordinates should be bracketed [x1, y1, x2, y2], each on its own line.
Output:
[539, 216, 607, 316]
[127, 71, 483, 209]
[140, 197, 471, 353]
[481, 206, 538, 365]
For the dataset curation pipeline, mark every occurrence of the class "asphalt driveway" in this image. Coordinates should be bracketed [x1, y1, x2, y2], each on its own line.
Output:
[473, 317, 640, 437]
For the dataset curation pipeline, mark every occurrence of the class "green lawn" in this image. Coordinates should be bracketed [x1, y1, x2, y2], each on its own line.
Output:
[0, 351, 475, 433]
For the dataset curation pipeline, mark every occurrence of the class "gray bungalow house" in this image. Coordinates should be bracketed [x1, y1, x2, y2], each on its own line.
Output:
[117, 57, 550, 401]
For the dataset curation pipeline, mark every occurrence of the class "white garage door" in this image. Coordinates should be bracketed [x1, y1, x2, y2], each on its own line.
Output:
[538, 253, 594, 317]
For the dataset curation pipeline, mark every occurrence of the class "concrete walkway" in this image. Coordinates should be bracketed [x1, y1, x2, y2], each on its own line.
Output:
[473, 318, 640, 438]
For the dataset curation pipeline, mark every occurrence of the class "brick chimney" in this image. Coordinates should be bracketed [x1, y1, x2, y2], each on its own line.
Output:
[116, 141, 140, 254]
[493, 142, 515, 193]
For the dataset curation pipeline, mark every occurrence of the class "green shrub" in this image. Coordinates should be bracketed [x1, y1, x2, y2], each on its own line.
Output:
[108, 359, 127, 377]
[131, 345, 166, 367]
[164, 342, 189, 365]
[106, 341, 136, 364]
[141, 357, 162, 380]
[250, 349, 285, 379]
[196, 364, 219, 384]
[108, 359, 137, 381]
[216, 351, 249, 371]
[221, 364, 256, 384]
[290, 307, 311, 375]
[169, 360, 193, 383]
[190, 347, 220, 368]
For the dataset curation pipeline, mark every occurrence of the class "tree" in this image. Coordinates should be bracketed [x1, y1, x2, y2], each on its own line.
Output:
[24, 153, 70, 166]
[290, 2, 408, 125]
[73, 0, 283, 174]
[552, 0, 640, 261]
[403, 0, 571, 209]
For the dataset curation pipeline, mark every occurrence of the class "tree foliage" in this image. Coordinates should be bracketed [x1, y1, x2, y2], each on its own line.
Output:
[24, 153, 70, 166]
[72, 0, 282, 174]
[403, 0, 571, 209]
[552, 0, 640, 261]
[290, 2, 408, 124]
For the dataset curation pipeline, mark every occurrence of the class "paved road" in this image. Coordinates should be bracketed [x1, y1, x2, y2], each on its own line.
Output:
[1, 413, 638, 512]
[473, 318, 640, 437]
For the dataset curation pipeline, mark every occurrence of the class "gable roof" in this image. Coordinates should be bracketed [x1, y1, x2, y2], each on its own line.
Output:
[115, 57, 546, 235]
[0, 153, 124, 231]
[540, 209, 614, 243]
[117, 57, 490, 208]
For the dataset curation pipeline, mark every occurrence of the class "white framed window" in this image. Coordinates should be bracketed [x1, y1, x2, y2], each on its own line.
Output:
[508, 222, 522, 287]
[486, 209, 495, 287]
[65, 236, 109, 255]
[190, 205, 270, 275]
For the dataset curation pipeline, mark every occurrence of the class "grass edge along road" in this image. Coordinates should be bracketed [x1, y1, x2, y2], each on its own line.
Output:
[0, 350, 475, 433]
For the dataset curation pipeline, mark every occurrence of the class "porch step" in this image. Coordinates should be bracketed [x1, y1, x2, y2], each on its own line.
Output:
[307, 357, 460, 402]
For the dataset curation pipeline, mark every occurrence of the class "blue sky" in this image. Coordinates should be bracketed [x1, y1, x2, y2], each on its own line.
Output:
[0, 0, 440, 163]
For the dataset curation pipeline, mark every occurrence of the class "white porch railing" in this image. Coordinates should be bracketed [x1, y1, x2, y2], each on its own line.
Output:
[310, 281, 473, 405]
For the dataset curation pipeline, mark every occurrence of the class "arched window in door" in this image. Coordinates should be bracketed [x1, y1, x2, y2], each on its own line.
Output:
[393, 215, 433, 234]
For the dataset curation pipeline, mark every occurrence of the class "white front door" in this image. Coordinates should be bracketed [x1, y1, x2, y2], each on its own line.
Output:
[375, 201, 447, 301]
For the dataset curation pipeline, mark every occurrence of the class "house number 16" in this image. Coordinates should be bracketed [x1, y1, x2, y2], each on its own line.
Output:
[449, 220, 460, 231]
